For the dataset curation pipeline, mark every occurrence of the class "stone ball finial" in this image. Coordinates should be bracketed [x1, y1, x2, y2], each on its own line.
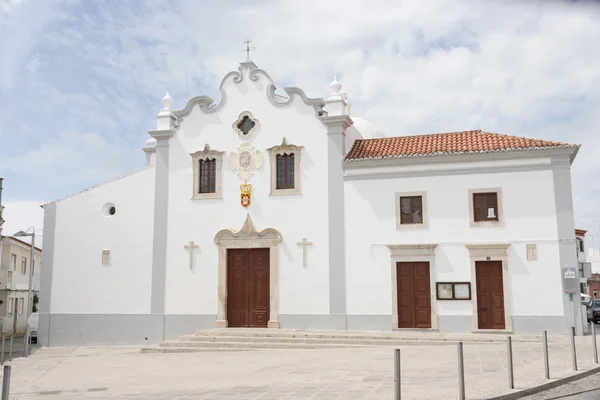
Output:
[330, 76, 342, 95]
[145, 137, 157, 147]
[161, 91, 173, 111]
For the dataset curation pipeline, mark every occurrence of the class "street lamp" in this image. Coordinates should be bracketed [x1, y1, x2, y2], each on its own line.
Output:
[13, 227, 35, 357]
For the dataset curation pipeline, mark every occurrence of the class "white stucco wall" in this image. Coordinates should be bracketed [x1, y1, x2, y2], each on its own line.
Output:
[49, 167, 155, 314]
[164, 70, 331, 316]
[344, 163, 566, 321]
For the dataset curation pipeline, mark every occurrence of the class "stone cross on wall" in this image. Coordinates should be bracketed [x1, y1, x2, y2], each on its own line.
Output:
[184, 241, 199, 269]
[296, 238, 313, 267]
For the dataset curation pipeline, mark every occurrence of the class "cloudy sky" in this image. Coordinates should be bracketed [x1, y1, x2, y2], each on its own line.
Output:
[1, 0, 599, 246]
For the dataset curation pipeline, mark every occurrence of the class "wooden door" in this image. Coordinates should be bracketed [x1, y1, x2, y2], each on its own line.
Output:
[396, 262, 431, 328]
[227, 248, 270, 328]
[475, 261, 505, 329]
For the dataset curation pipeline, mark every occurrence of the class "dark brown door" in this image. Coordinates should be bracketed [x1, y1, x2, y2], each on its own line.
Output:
[397, 262, 431, 328]
[476, 261, 505, 329]
[227, 248, 270, 328]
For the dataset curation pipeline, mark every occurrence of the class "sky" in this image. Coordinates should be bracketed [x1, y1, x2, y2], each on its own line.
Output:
[0, 0, 600, 247]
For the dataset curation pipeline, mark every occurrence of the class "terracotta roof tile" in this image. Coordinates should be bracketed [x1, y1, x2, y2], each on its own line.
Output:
[345, 130, 578, 161]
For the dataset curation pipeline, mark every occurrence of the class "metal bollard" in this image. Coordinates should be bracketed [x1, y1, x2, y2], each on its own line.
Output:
[394, 349, 401, 400]
[0, 337, 4, 366]
[571, 326, 578, 371]
[8, 336, 13, 362]
[593, 323, 598, 364]
[507, 336, 514, 389]
[458, 342, 465, 400]
[1, 365, 10, 400]
[543, 331, 550, 379]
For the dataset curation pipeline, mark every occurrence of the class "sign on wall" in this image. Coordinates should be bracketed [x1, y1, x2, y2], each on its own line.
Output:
[562, 266, 578, 294]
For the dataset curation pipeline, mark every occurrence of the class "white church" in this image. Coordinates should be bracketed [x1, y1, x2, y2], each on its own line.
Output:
[39, 59, 582, 346]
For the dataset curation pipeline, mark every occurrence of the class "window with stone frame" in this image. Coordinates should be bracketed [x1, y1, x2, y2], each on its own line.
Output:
[395, 191, 428, 229]
[267, 138, 303, 195]
[276, 153, 295, 190]
[191, 145, 224, 200]
[473, 192, 499, 222]
[10, 254, 16, 271]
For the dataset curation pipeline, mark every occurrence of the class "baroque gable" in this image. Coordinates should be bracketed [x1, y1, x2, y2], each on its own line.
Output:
[171, 61, 326, 121]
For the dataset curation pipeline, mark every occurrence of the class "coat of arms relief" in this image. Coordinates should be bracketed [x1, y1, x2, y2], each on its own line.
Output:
[228, 141, 263, 180]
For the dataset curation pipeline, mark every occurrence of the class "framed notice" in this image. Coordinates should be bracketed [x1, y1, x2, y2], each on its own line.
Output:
[436, 282, 472, 300]
[437, 283, 453, 300]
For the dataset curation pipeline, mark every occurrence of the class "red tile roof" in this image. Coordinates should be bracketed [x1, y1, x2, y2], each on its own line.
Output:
[345, 130, 578, 161]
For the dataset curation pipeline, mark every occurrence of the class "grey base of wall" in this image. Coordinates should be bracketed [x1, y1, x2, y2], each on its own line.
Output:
[39, 313, 220, 346]
[38, 313, 576, 346]
[512, 315, 573, 335]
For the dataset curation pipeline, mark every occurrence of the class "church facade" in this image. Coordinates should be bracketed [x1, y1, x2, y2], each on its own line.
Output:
[39, 60, 582, 346]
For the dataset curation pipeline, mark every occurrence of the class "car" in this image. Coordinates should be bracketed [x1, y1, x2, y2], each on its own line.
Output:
[587, 300, 600, 324]
[28, 312, 38, 344]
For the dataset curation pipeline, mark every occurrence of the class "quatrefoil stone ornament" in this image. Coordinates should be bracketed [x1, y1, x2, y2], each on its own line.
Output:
[229, 141, 263, 180]
[232, 111, 259, 140]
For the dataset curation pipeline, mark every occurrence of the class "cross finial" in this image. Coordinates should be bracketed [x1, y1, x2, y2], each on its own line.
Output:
[243, 38, 255, 60]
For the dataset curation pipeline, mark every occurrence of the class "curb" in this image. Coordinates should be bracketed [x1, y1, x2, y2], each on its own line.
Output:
[487, 366, 600, 400]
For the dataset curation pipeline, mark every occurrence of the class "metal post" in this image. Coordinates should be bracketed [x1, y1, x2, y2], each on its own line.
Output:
[593, 323, 598, 364]
[24, 230, 35, 357]
[0, 336, 4, 365]
[571, 326, 578, 371]
[543, 331, 550, 379]
[394, 349, 401, 400]
[8, 336, 12, 363]
[507, 336, 514, 389]
[458, 342, 465, 400]
[2, 365, 10, 400]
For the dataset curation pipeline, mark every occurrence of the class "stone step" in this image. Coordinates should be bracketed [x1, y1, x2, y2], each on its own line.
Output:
[160, 340, 382, 350]
[176, 334, 487, 346]
[191, 329, 549, 343]
[142, 347, 258, 354]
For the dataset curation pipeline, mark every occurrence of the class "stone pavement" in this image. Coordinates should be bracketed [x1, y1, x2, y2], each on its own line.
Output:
[520, 371, 600, 399]
[2, 337, 600, 400]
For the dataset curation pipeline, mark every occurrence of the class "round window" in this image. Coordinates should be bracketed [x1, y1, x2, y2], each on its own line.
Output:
[102, 202, 117, 218]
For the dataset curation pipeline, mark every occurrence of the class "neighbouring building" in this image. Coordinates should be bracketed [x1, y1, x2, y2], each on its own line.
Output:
[576, 229, 592, 296]
[0, 236, 42, 334]
[589, 274, 600, 300]
[39, 59, 582, 346]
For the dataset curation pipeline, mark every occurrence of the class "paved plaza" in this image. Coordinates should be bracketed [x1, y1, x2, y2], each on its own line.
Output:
[2, 337, 600, 400]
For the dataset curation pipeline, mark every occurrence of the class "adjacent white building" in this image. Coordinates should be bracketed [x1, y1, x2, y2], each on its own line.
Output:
[39, 60, 582, 346]
[0, 236, 41, 335]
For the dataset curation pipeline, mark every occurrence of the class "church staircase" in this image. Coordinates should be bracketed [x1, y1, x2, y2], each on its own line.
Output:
[142, 328, 554, 353]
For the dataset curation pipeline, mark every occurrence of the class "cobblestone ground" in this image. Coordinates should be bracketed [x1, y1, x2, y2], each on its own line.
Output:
[520, 372, 600, 399]
[1, 337, 600, 400]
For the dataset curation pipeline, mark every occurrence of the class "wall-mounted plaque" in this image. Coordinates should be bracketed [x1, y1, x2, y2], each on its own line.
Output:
[436, 282, 471, 300]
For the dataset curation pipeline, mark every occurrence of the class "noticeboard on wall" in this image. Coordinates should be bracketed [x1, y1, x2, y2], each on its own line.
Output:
[436, 282, 472, 300]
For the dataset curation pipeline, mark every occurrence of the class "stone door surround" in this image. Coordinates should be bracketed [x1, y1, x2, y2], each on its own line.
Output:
[214, 214, 282, 328]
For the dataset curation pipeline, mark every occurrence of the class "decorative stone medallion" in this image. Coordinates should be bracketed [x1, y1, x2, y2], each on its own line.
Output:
[228, 141, 263, 180]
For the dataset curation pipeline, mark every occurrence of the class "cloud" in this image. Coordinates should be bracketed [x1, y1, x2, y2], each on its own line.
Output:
[0, 130, 140, 187]
[1, 200, 44, 248]
[1, 0, 600, 236]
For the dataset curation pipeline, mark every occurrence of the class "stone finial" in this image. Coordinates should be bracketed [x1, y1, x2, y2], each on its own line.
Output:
[161, 92, 173, 111]
[330, 76, 342, 95]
